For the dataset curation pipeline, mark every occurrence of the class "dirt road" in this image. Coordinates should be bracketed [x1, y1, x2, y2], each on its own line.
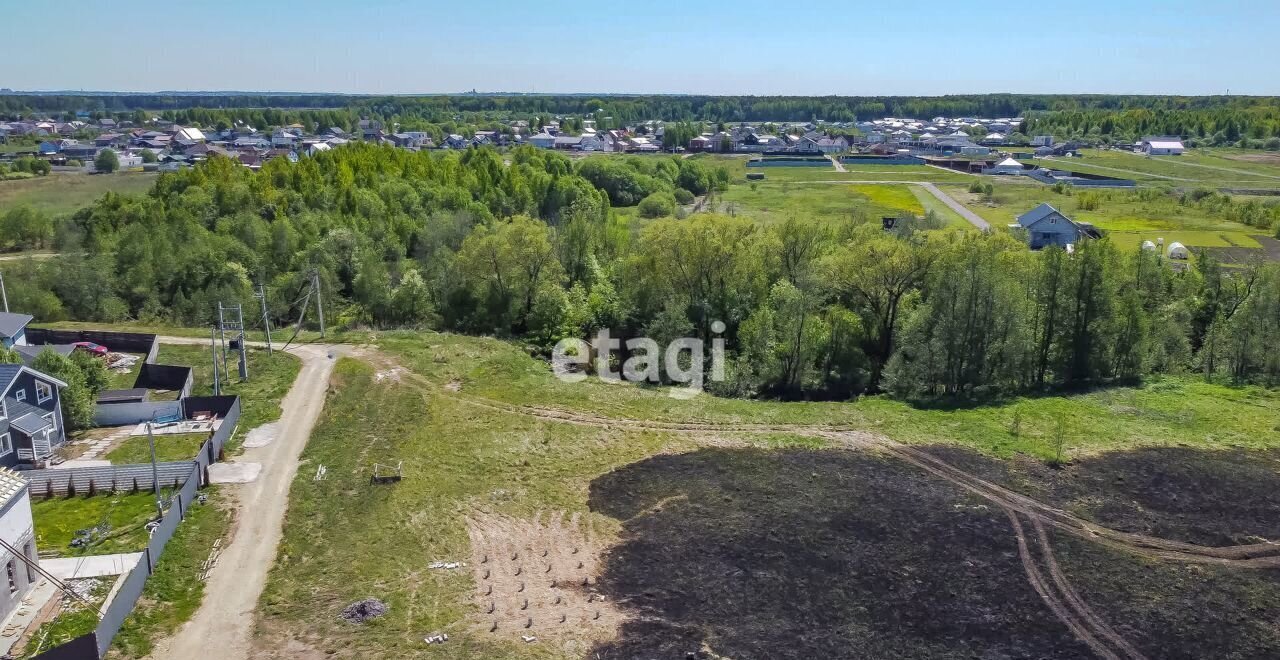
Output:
[148, 340, 345, 660]
[918, 182, 991, 230]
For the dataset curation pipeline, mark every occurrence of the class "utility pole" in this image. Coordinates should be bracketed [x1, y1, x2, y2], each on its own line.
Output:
[255, 283, 273, 356]
[217, 304, 229, 385]
[210, 326, 221, 396]
[146, 420, 164, 520]
[311, 270, 325, 338]
[0, 271, 7, 313]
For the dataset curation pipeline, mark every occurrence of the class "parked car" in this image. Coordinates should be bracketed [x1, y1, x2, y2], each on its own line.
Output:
[72, 341, 109, 356]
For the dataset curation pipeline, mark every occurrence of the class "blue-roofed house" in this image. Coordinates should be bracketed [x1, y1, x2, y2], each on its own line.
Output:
[0, 364, 68, 467]
[0, 313, 32, 350]
[1010, 203, 1099, 250]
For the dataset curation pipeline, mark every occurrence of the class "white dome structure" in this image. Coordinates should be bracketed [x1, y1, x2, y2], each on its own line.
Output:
[1141, 240, 1157, 251]
[1167, 242, 1190, 259]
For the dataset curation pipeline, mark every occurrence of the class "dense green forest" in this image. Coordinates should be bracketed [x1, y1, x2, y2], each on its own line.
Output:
[3, 145, 1278, 401]
[5, 93, 1279, 146]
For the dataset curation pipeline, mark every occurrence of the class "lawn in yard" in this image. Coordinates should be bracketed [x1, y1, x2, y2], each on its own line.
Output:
[105, 353, 147, 390]
[0, 172, 157, 217]
[32, 493, 170, 557]
[103, 432, 210, 464]
[155, 344, 301, 437]
[108, 491, 231, 659]
[938, 182, 1270, 252]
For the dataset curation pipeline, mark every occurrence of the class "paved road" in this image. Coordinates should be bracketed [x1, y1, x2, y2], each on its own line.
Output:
[918, 183, 991, 230]
[148, 339, 347, 660]
[829, 155, 846, 172]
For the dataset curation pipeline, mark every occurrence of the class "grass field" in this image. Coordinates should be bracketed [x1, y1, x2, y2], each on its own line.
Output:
[108, 491, 231, 659]
[251, 331, 1280, 658]
[1038, 149, 1280, 188]
[719, 182, 930, 224]
[939, 182, 1271, 251]
[0, 172, 156, 217]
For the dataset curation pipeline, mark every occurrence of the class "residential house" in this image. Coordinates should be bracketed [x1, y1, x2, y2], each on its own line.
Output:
[815, 136, 850, 154]
[553, 135, 583, 150]
[443, 134, 469, 149]
[1031, 135, 1054, 147]
[0, 314, 31, 350]
[174, 126, 206, 143]
[529, 132, 556, 149]
[0, 468, 39, 625]
[578, 133, 609, 151]
[0, 363, 68, 466]
[1141, 136, 1185, 156]
[358, 119, 384, 140]
[271, 129, 297, 148]
[61, 142, 99, 161]
[308, 142, 332, 156]
[1010, 203, 1098, 250]
[95, 133, 129, 148]
[232, 136, 271, 150]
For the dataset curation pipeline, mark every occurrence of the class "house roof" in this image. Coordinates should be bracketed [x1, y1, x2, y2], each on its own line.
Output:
[13, 343, 74, 367]
[9, 410, 52, 436]
[995, 157, 1022, 168]
[0, 467, 26, 507]
[1145, 140, 1183, 149]
[1016, 203, 1071, 228]
[0, 312, 32, 340]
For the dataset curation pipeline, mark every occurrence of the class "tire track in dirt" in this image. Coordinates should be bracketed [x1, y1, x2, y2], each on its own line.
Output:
[1005, 508, 1124, 660]
[1030, 518, 1149, 660]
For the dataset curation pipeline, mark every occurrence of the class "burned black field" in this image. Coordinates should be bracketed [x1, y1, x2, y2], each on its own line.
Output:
[586, 447, 1280, 660]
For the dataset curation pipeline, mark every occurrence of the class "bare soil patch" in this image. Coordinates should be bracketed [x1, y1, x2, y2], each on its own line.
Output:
[926, 444, 1280, 547]
[464, 511, 624, 645]
[586, 447, 1280, 659]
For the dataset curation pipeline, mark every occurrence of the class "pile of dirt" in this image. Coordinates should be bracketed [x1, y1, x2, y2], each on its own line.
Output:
[339, 598, 388, 624]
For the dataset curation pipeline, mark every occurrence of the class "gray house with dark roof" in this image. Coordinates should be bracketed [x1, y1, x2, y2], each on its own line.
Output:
[1010, 203, 1099, 250]
[0, 364, 68, 467]
[0, 313, 32, 350]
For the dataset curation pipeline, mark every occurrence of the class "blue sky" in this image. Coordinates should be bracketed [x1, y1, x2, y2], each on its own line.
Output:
[3, 0, 1277, 95]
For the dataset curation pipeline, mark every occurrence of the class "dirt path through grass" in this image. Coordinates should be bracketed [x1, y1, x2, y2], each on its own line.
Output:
[147, 340, 346, 660]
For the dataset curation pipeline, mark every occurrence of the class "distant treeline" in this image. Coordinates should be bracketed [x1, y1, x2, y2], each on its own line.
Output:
[2, 92, 1277, 124]
[3, 144, 1279, 401]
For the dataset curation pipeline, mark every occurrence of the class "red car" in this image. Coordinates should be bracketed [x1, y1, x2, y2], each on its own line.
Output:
[72, 341, 109, 357]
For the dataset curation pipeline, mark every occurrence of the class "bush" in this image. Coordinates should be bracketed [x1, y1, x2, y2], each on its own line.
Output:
[637, 192, 677, 219]
[95, 148, 120, 173]
[674, 188, 694, 205]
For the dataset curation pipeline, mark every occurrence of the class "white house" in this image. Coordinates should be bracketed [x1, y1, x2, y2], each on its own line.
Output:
[1141, 137, 1185, 156]
[0, 468, 38, 625]
[529, 132, 556, 149]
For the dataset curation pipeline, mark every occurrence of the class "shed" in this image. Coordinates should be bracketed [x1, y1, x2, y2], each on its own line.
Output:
[1167, 242, 1190, 259]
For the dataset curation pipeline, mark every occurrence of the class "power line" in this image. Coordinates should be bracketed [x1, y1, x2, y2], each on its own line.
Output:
[0, 536, 106, 619]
